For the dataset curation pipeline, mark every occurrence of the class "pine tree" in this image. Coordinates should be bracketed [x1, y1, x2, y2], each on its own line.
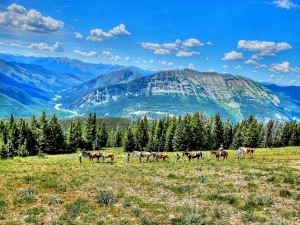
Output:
[5, 114, 18, 157]
[48, 114, 65, 154]
[211, 113, 224, 149]
[124, 127, 135, 152]
[164, 117, 177, 152]
[97, 122, 108, 149]
[223, 119, 232, 149]
[66, 118, 83, 152]
[28, 115, 40, 155]
[83, 113, 97, 150]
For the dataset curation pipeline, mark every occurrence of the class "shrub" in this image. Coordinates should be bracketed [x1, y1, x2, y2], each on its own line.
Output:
[257, 196, 274, 206]
[94, 190, 116, 206]
[13, 188, 37, 204]
[279, 190, 292, 198]
[269, 219, 289, 225]
[195, 176, 208, 183]
[48, 196, 64, 205]
[66, 198, 94, 218]
[0, 197, 7, 213]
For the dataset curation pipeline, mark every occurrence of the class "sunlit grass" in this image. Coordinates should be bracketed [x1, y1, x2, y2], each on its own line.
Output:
[0, 147, 299, 224]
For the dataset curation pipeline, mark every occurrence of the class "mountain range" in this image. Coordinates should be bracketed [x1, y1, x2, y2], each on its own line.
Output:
[0, 54, 299, 122]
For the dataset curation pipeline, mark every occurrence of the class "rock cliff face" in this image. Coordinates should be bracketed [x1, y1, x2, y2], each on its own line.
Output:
[61, 69, 295, 122]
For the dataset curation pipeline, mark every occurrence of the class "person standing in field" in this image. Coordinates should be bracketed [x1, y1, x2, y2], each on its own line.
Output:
[78, 151, 83, 163]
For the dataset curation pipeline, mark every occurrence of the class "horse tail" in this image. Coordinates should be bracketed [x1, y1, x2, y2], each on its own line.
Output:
[111, 155, 114, 161]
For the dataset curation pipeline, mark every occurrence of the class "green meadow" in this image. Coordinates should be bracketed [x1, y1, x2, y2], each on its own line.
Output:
[0, 147, 299, 225]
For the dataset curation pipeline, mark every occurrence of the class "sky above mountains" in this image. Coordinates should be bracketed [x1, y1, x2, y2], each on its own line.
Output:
[0, 0, 299, 86]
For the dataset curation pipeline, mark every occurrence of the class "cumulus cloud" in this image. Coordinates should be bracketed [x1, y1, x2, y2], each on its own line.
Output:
[87, 24, 130, 41]
[0, 3, 64, 33]
[141, 38, 203, 57]
[74, 50, 97, 57]
[222, 51, 244, 60]
[124, 56, 130, 61]
[269, 62, 292, 73]
[206, 41, 215, 46]
[234, 65, 242, 70]
[160, 60, 174, 67]
[271, 0, 299, 9]
[109, 24, 131, 35]
[176, 50, 199, 57]
[182, 38, 204, 47]
[238, 40, 292, 56]
[245, 59, 259, 65]
[74, 32, 83, 39]
[188, 63, 195, 70]
[102, 50, 121, 61]
[28, 42, 63, 52]
[222, 65, 228, 69]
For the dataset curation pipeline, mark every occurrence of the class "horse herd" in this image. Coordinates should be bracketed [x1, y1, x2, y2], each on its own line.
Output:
[85, 146, 254, 163]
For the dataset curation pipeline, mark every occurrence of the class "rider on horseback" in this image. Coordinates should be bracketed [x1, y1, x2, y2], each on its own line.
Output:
[218, 144, 224, 157]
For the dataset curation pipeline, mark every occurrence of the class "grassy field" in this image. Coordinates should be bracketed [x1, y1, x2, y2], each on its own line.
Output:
[0, 147, 299, 225]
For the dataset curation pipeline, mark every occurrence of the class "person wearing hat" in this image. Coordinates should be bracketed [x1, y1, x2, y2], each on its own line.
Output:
[218, 144, 224, 157]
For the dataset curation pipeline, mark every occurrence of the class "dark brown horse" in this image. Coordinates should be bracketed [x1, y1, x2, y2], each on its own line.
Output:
[183, 151, 202, 161]
[210, 150, 228, 161]
[86, 152, 103, 162]
[246, 147, 254, 158]
[155, 153, 169, 161]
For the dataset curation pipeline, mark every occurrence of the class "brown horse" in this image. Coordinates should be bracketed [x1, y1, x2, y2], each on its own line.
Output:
[183, 151, 202, 161]
[102, 153, 114, 161]
[86, 152, 103, 162]
[246, 147, 254, 158]
[155, 153, 169, 161]
[210, 150, 228, 161]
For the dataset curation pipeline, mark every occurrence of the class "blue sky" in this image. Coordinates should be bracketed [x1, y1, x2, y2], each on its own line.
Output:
[0, 0, 299, 85]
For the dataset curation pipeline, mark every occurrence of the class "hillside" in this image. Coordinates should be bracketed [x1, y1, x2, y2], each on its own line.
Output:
[59, 69, 298, 122]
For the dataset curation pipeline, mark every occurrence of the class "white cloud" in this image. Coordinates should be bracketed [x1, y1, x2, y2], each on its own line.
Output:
[10, 43, 22, 47]
[234, 65, 242, 70]
[222, 65, 228, 69]
[141, 38, 203, 57]
[245, 59, 259, 65]
[222, 51, 244, 60]
[87, 24, 130, 41]
[102, 50, 121, 61]
[206, 41, 215, 46]
[271, 0, 299, 9]
[182, 38, 204, 47]
[160, 60, 173, 67]
[74, 32, 83, 39]
[109, 24, 131, 35]
[124, 57, 130, 61]
[149, 59, 155, 64]
[74, 50, 97, 57]
[251, 54, 262, 60]
[28, 42, 63, 52]
[87, 29, 113, 41]
[188, 63, 195, 69]
[176, 50, 198, 57]
[0, 3, 64, 33]
[153, 49, 171, 55]
[238, 40, 292, 56]
[269, 62, 292, 73]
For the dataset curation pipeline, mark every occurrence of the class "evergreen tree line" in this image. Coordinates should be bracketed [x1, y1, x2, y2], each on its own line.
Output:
[0, 112, 299, 159]
[0, 112, 121, 159]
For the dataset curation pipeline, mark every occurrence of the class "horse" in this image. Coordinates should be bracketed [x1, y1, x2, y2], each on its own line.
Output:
[183, 151, 202, 161]
[154, 153, 169, 161]
[210, 150, 228, 161]
[86, 152, 103, 162]
[102, 153, 114, 161]
[246, 147, 254, 158]
[240, 147, 254, 159]
[132, 151, 152, 163]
